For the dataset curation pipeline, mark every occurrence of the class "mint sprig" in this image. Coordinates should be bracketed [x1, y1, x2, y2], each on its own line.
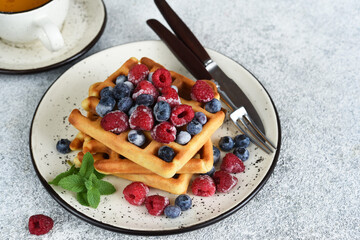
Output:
[49, 152, 116, 208]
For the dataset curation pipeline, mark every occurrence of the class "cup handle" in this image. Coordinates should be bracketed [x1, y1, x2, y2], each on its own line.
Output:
[35, 16, 64, 52]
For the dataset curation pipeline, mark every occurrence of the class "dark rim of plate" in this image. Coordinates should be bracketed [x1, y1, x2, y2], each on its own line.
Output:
[0, 0, 107, 74]
[29, 40, 282, 236]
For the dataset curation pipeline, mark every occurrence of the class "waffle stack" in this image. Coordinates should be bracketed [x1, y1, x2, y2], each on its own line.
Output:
[68, 57, 225, 194]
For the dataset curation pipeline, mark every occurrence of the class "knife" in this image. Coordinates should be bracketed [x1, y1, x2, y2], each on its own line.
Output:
[147, 14, 265, 134]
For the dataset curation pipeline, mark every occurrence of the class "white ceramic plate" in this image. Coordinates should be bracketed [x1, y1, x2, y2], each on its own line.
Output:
[30, 40, 281, 235]
[0, 0, 106, 74]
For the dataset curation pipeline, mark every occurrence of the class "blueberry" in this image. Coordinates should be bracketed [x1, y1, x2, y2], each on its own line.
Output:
[100, 86, 114, 98]
[219, 136, 234, 151]
[135, 94, 154, 107]
[205, 99, 221, 113]
[123, 81, 134, 92]
[115, 75, 127, 85]
[158, 146, 175, 162]
[153, 101, 171, 122]
[117, 97, 133, 113]
[148, 72, 153, 83]
[201, 166, 215, 177]
[175, 194, 192, 211]
[164, 205, 181, 218]
[186, 120, 202, 135]
[234, 134, 250, 148]
[128, 104, 139, 116]
[56, 139, 71, 154]
[213, 145, 221, 165]
[128, 130, 146, 147]
[171, 85, 178, 92]
[113, 83, 131, 100]
[96, 96, 116, 117]
[195, 112, 207, 125]
[176, 131, 191, 145]
[233, 147, 250, 161]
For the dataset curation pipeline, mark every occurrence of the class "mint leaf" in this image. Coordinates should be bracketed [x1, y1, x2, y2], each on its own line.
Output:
[79, 152, 94, 179]
[90, 173, 99, 188]
[49, 165, 77, 186]
[87, 188, 100, 208]
[85, 179, 93, 191]
[77, 192, 89, 206]
[58, 175, 85, 193]
[98, 180, 116, 195]
[94, 170, 106, 180]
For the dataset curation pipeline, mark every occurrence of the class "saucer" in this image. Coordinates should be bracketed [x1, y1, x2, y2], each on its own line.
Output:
[0, 0, 106, 74]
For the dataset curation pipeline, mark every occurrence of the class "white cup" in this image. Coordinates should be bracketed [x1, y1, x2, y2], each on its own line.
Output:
[0, 0, 70, 52]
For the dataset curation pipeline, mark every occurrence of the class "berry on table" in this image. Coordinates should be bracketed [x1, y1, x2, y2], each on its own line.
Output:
[170, 104, 195, 127]
[234, 134, 250, 148]
[186, 120, 202, 135]
[175, 194, 192, 211]
[158, 146, 175, 162]
[145, 195, 170, 216]
[152, 68, 172, 90]
[128, 64, 149, 85]
[128, 104, 138, 116]
[201, 166, 216, 177]
[213, 145, 221, 165]
[151, 121, 176, 144]
[100, 86, 114, 98]
[176, 131, 191, 145]
[135, 94, 154, 107]
[128, 130, 146, 147]
[220, 153, 245, 173]
[191, 175, 216, 197]
[113, 83, 131, 100]
[123, 182, 149, 206]
[117, 97, 133, 113]
[233, 147, 250, 161]
[195, 112, 207, 125]
[190, 80, 214, 103]
[205, 99, 221, 113]
[218, 136, 234, 151]
[123, 81, 134, 92]
[56, 139, 71, 154]
[28, 214, 54, 235]
[213, 170, 238, 193]
[129, 105, 154, 131]
[101, 111, 129, 134]
[153, 101, 171, 122]
[164, 205, 182, 218]
[96, 96, 116, 117]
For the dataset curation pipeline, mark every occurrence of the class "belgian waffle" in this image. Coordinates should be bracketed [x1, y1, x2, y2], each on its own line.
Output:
[68, 57, 225, 178]
[72, 135, 213, 174]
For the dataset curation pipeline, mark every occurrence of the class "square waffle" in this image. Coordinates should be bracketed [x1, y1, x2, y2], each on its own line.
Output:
[68, 57, 225, 178]
[71, 132, 214, 174]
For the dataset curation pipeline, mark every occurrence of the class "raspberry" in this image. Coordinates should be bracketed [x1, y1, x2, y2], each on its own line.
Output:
[190, 80, 215, 103]
[151, 122, 176, 143]
[220, 153, 245, 173]
[128, 64, 149, 85]
[145, 195, 170, 216]
[132, 80, 159, 100]
[157, 87, 181, 108]
[191, 175, 216, 197]
[100, 111, 129, 134]
[28, 214, 54, 235]
[170, 104, 195, 127]
[129, 105, 154, 131]
[123, 182, 149, 206]
[213, 170, 238, 193]
[151, 68, 172, 90]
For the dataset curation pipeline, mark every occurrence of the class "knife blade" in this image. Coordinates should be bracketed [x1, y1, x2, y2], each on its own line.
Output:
[147, 18, 265, 133]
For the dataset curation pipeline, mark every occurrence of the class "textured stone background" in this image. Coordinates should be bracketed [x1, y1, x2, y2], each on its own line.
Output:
[1, 0, 359, 239]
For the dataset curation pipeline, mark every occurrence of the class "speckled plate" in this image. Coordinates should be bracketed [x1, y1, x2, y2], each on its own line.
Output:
[30, 40, 281, 235]
[0, 0, 106, 74]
